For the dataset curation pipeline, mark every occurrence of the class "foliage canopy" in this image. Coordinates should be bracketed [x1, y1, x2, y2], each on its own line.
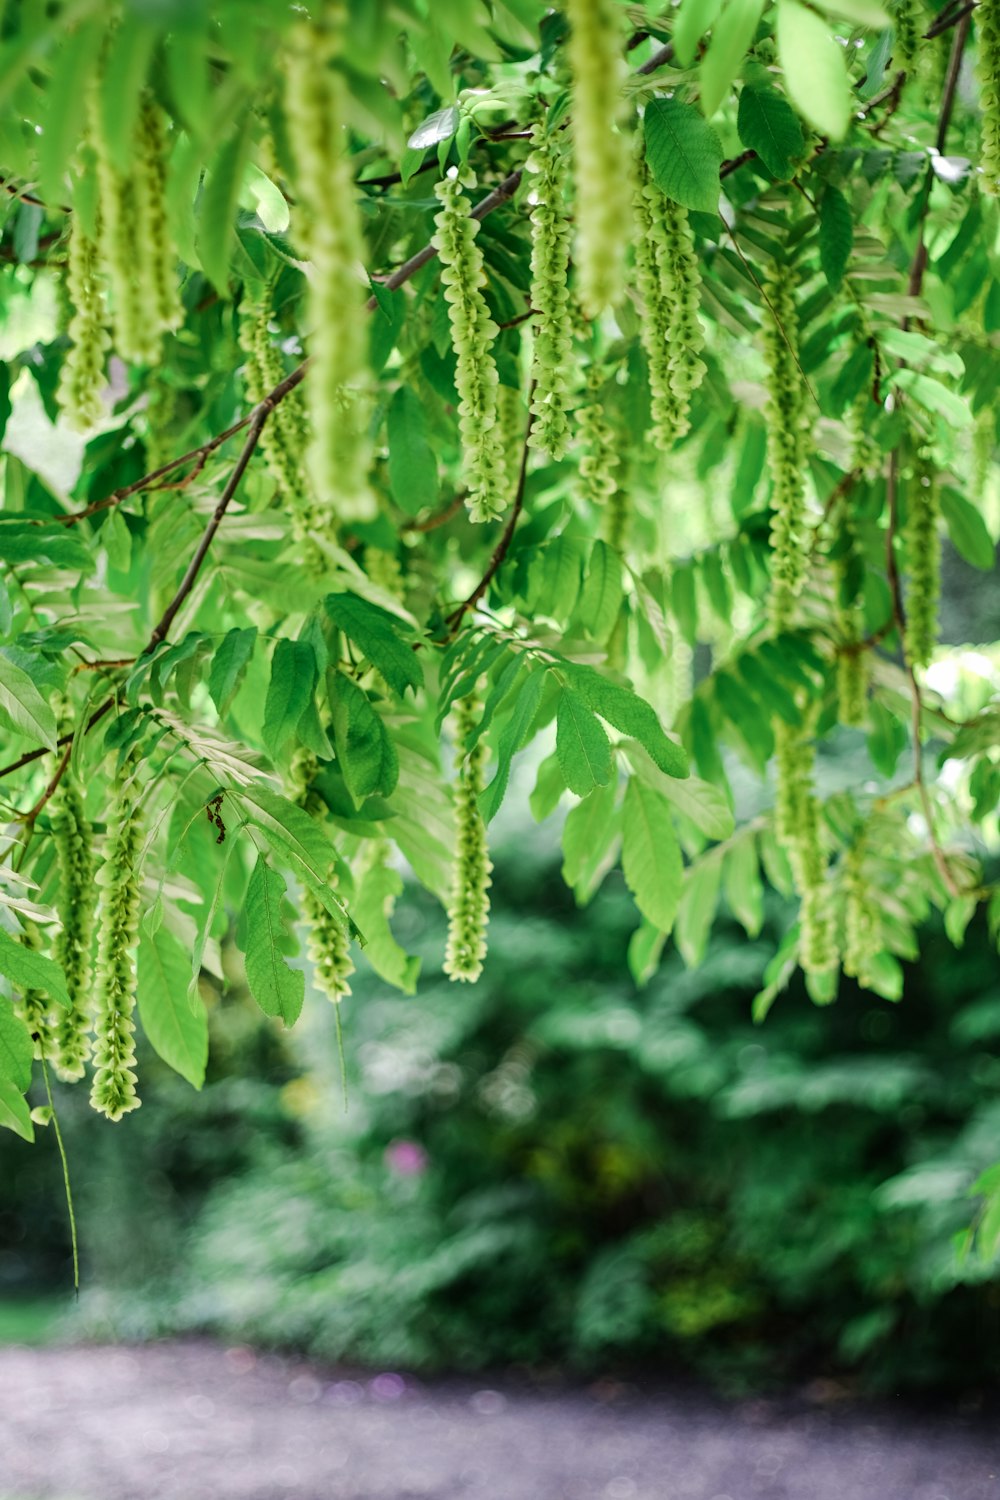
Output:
[0, 0, 998, 1221]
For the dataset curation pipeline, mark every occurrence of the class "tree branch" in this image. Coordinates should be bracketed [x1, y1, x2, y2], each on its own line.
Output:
[925, 0, 978, 41]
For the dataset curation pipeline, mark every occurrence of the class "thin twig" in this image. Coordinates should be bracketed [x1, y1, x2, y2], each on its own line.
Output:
[403, 494, 467, 533]
[925, 0, 978, 41]
[907, 14, 972, 302]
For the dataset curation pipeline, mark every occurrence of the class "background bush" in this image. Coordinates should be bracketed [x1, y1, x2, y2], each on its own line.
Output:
[6, 805, 998, 1396]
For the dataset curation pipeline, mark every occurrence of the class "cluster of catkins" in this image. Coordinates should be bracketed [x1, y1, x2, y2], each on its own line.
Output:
[283, 10, 374, 524]
[774, 716, 837, 976]
[632, 136, 706, 449]
[444, 695, 493, 983]
[762, 260, 810, 631]
[58, 95, 182, 429]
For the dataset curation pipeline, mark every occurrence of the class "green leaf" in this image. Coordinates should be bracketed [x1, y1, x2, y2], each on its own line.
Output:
[0, 652, 57, 751]
[621, 776, 684, 933]
[867, 697, 907, 778]
[776, 0, 851, 141]
[0, 522, 93, 571]
[387, 386, 439, 515]
[238, 855, 305, 1026]
[627, 743, 734, 840]
[890, 368, 971, 427]
[330, 672, 400, 802]
[699, 0, 766, 117]
[565, 665, 689, 779]
[561, 777, 620, 900]
[939, 487, 996, 570]
[350, 850, 420, 994]
[0, 929, 68, 1007]
[407, 105, 461, 150]
[575, 540, 623, 643]
[136, 928, 209, 1089]
[209, 627, 258, 717]
[556, 689, 614, 797]
[324, 593, 423, 698]
[479, 664, 547, 823]
[644, 98, 724, 214]
[0, 997, 33, 1091]
[674, 0, 725, 67]
[197, 112, 253, 294]
[95, 15, 156, 174]
[0, 1076, 33, 1141]
[37, 20, 103, 204]
[627, 920, 668, 988]
[675, 856, 723, 967]
[724, 834, 764, 937]
[813, 0, 889, 24]
[736, 84, 805, 179]
[263, 639, 316, 759]
[239, 786, 356, 936]
[819, 185, 853, 288]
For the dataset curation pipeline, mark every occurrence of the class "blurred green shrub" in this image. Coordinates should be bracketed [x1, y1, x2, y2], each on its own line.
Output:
[38, 821, 997, 1395]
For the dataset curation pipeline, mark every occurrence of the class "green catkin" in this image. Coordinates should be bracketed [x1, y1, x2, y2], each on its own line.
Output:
[365, 545, 405, 601]
[432, 169, 507, 523]
[837, 638, 867, 727]
[444, 695, 493, 983]
[578, 360, 619, 509]
[56, 219, 109, 430]
[497, 383, 525, 498]
[284, 16, 374, 523]
[91, 90, 179, 365]
[890, 0, 921, 69]
[632, 136, 706, 450]
[977, 0, 1000, 194]
[774, 718, 836, 974]
[763, 261, 809, 632]
[842, 840, 879, 985]
[133, 98, 183, 340]
[564, 0, 631, 317]
[289, 752, 355, 1005]
[238, 297, 316, 538]
[903, 459, 941, 669]
[15, 926, 55, 1063]
[526, 124, 573, 459]
[52, 775, 96, 1082]
[90, 788, 142, 1121]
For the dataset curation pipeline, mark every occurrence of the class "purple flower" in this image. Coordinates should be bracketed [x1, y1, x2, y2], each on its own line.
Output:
[384, 1138, 428, 1177]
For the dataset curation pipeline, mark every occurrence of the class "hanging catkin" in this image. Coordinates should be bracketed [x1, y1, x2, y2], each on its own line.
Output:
[842, 838, 879, 986]
[91, 92, 180, 364]
[774, 717, 836, 975]
[289, 751, 355, 1004]
[238, 295, 316, 536]
[52, 774, 96, 1081]
[632, 136, 706, 448]
[564, 0, 631, 317]
[903, 457, 940, 669]
[283, 13, 374, 522]
[14, 925, 55, 1063]
[763, 260, 809, 632]
[90, 787, 142, 1121]
[577, 358, 619, 509]
[977, 0, 1000, 194]
[444, 695, 493, 982]
[432, 168, 508, 523]
[56, 218, 108, 430]
[526, 124, 573, 459]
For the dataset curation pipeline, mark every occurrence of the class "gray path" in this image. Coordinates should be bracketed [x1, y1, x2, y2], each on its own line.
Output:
[0, 1342, 996, 1500]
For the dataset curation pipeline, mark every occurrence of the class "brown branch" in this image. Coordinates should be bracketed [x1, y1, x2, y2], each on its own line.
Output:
[925, 0, 978, 40]
[403, 493, 467, 533]
[19, 740, 73, 827]
[446, 386, 536, 633]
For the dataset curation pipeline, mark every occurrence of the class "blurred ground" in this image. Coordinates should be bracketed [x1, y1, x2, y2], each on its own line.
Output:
[0, 1341, 996, 1500]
